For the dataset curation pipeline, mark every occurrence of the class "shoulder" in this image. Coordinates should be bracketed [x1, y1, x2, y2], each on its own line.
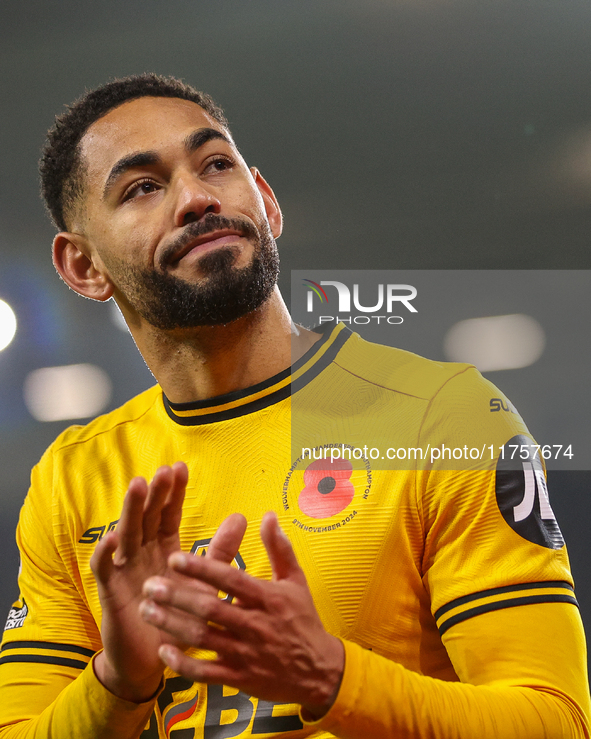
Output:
[334, 329, 477, 402]
[43, 384, 163, 456]
[330, 328, 530, 446]
[23, 385, 164, 524]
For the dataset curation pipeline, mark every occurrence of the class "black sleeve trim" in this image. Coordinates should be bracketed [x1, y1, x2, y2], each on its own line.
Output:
[0, 641, 96, 657]
[0, 654, 89, 670]
[438, 593, 579, 637]
[433, 580, 574, 621]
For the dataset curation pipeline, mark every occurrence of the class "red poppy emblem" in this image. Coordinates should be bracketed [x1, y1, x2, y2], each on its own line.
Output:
[298, 458, 355, 518]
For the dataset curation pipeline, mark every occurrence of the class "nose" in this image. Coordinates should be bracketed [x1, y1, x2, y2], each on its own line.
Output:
[173, 172, 221, 227]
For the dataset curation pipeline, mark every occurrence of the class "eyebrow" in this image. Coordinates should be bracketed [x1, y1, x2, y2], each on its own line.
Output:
[102, 127, 232, 200]
[184, 127, 230, 153]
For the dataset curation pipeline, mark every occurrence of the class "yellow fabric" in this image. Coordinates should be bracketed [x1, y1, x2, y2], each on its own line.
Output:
[0, 653, 157, 739]
[311, 624, 589, 739]
[0, 324, 588, 738]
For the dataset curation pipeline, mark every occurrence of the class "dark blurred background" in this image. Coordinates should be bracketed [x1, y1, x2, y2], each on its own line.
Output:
[1, 0, 590, 667]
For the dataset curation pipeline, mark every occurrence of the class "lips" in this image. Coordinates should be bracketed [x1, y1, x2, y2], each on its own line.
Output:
[168, 230, 244, 265]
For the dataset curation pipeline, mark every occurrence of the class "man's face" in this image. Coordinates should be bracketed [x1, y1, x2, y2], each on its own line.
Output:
[73, 96, 281, 329]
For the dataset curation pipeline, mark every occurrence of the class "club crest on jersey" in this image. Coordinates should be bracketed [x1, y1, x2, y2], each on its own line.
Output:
[495, 434, 564, 549]
[190, 538, 246, 602]
[282, 444, 372, 531]
[4, 598, 28, 630]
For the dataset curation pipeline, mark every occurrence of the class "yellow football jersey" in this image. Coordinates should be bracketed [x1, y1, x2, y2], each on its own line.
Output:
[0, 323, 589, 738]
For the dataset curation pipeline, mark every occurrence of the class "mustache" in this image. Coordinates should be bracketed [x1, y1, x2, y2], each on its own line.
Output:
[159, 214, 258, 269]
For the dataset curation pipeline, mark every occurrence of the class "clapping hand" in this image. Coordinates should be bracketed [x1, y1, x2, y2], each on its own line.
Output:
[91, 462, 247, 703]
[140, 511, 344, 718]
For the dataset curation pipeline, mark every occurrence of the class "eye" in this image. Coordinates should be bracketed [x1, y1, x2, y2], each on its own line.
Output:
[203, 156, 234, 175]
[122, 179, 160, 202]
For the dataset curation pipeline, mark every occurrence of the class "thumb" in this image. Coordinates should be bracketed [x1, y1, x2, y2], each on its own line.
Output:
[260, 512, 305, 584]
[206, 513, 247, 563]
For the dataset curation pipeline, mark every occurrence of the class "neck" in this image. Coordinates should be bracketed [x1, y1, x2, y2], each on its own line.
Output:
[121, 287, 321, 403]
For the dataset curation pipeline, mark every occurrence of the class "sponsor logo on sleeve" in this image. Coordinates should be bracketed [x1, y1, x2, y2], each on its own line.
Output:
[4, 599, 28, 630]
[495, 434, 564, 549]
[489, 397, 518, 414]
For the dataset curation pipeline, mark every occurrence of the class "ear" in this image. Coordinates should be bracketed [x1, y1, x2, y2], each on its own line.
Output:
[52, 232, 114, 301]
[250, 167, 283, 239]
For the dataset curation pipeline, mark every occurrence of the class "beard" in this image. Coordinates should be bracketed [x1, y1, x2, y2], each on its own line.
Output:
[107, 214, 280, 330]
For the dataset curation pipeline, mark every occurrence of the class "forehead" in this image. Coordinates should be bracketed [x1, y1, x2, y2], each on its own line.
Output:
[79, 96, 228, 182]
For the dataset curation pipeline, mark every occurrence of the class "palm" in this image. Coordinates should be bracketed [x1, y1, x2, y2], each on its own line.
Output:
[91, 463, 247, 702]
[98, 526, 184, 676]
[91, 463, 188, 697]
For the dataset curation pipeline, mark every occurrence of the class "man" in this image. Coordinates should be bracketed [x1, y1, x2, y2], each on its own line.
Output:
[0, 73, 588, 738]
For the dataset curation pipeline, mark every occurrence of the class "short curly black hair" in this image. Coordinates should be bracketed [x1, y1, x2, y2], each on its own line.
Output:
[40, 73, 229, 232]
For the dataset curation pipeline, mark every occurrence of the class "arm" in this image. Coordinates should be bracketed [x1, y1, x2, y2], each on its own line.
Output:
[0, 461, 247, 739]
[141, 512, 591, 738]
[317, 604, 590, 739]
[0, 660, 158, 739]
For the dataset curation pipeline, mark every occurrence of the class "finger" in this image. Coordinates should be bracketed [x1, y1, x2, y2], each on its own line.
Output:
[140, 597, 209, 644]
[90, 530, 119, 583]
[116, 477, 149, 559]
[260, 512, 306, 584]
[206, 513, 247, 563]
[159, 461, 188, 537]
[140, 594, 250, 644]
[158, 645, 243, 687]
[142, 466, 174, 543]
[168, 553, 265, 608]
[142, 580, 252, 634]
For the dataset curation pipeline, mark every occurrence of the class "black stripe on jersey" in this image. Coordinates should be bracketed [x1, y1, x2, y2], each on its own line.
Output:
[433, 580, 574, 621]
[166, 367, 292, 413]
[0, 641, 96, 657]
[163, 323, 352, 425]
[291, 324, 352, 393]
[0, 654, 89, 670]
[164, 385, 292, 426]
[438, 593, 579, 637]
[164, 323, 338, 414]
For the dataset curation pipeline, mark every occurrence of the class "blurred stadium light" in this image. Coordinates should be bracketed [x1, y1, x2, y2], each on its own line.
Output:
[0, 299, 17, 352]
[444, 314, 546, 372]
[23, 364, 112, 422]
